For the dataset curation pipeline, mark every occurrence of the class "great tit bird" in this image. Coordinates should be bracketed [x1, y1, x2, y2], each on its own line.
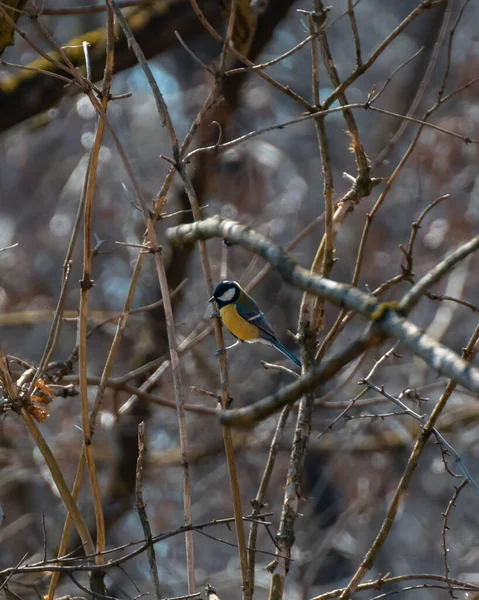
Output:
[209, 280, 301, 368]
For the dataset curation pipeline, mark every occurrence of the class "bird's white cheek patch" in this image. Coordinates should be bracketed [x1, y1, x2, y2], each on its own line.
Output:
[219, 288, 236, 302]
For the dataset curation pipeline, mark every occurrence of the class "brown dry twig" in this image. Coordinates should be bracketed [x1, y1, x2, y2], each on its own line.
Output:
[136, 422, 161, 600]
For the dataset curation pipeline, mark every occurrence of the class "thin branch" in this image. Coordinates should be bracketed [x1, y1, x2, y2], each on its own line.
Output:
[102, 2, 193, 590]
[0, 242, 18, 253]
[441, 480, 467, 597]
[20, 408, 95, 557]
[247, 405, 292, 597]
[136, 423, 161, 600]
[373, 0, 452, 168]
[0, 513, 273, 576]
[189, 0, 312, 110]
[347, 0, 362, 67]
[76, 36, 112, 578]
[184, 101, 478, 163]
[308, 572, 479, 599]
[177, 142, 249, 600]
[298, 9, 335, 333]
[105, 0, 179, 156]
[38, 0, 159, 14]
[370, 46, 424, 104]
[225, 35, 313, 76]
[438, 0, 472, 101]
[400, 235, 479, 313]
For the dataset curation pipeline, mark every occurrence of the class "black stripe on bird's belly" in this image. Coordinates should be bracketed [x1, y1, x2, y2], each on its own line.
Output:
[220, 304, 260, 342]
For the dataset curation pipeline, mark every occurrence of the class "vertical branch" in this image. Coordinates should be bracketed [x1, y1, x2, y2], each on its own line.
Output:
[47, 217, 146, 600]
[438, 0, 471, 102]
[177, 2, 258, 594]
[177, 164, 249, 598]
[347, 0, 362, 68]
[76, 7, 116, 580]
[317, 80, 451, 361]
[373, 0, 452, 168]
[441, 480, 467, 596]
[46, 452, 87, 600]
[153, 214, 196, 595]
[271, 245, 319, 600]
[103, 3, 194, 590]
[315, 1, 369, 179]
[298, 9, 334, 332]
[269, 387, 316, 600]
[308, 12, 336, 333]
[247, 405, 292, 595]
[47, 15, 136, 593]
[136, 422, 162, 600]
[0, 346, 18, 403]
[308, 0, 372, 335]
[270, 4, 370, 595]
[76, 106, 108, 591]
[28, 260, 73, 393]
[274, 15, 335, 592]
[218, 0, 237, 74]
[351, 123, 423, 290]
[105, 0, 178, 155]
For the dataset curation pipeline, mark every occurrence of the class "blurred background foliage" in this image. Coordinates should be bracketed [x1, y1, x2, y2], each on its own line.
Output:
[1, 1, 479, 598]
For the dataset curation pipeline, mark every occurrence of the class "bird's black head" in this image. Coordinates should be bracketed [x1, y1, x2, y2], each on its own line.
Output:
[209, 280, 240, 308]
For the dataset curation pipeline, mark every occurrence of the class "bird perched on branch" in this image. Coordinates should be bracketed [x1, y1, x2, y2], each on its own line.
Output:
[209, 280, 301, 367]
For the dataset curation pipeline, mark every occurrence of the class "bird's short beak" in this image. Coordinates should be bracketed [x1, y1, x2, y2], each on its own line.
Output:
[208, 295, 215, 303]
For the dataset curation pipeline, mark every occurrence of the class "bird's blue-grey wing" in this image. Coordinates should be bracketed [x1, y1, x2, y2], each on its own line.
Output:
[235, 303, 278, 342]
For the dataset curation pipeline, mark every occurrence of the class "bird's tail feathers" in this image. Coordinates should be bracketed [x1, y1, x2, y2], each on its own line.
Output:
[272, 340, 301, 368]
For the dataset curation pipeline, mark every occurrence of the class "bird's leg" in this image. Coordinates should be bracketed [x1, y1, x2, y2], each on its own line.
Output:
[215, 340, 241, 356]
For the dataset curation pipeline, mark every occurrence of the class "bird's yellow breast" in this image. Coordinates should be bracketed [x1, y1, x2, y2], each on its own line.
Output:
[220, 304, 259, 341]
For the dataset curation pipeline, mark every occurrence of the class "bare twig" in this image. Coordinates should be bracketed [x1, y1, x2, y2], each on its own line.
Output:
[438, 0, 472, 101]
[38, 0, 161, 14]
[400, 235, 479, 313]
[225, 35, 313, 76]
[442, 480, 467, 598]
[184, 101, 478, 164]
[347, 0, 362, 67]
[298, 9, 335, 334]
[370, 46, 424, 104]
[177, 146, 249, 600]
[247, 405, 292, 595]
[372, 0, 452, 168]
[0, 242, 18, 253]
[136, 423, 161, 600]
[75, 12, 114, 575]
[20, 408, 95, 557]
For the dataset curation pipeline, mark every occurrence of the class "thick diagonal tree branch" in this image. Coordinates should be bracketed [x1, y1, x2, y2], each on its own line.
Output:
[166, 217, 479, 419]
